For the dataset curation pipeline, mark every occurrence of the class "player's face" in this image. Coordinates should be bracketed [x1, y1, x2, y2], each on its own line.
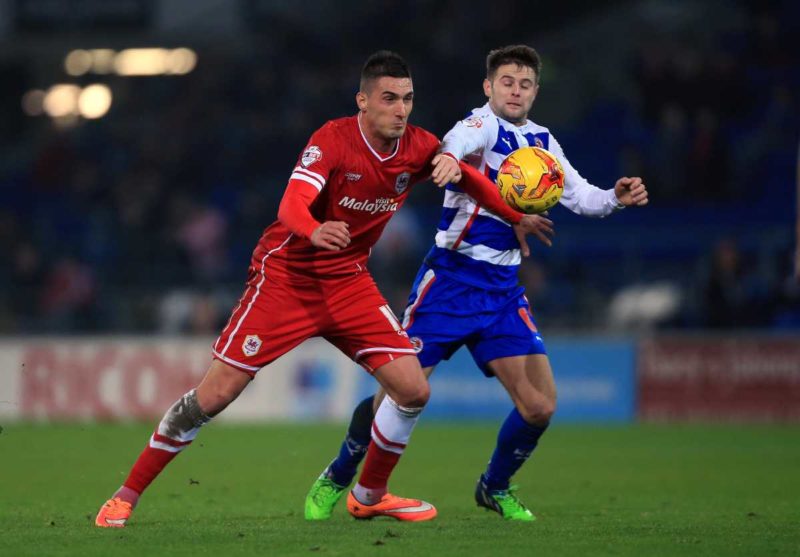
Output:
[357, 77, 414, 142]
[484, 63, 538, 125]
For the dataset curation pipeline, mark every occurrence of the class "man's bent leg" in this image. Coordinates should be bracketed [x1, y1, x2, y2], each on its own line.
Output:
[305, 366, 436, 520]
[95, 359, 252, 527]
[475, 354, 556, 521]
[346, 355, 436, 521]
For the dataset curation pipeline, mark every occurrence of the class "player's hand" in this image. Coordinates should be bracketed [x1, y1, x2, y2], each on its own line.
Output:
[614, 177, 649, 206]
[514, 213, 555, 255]
[310, 221, 350, 251]
[430, 153, 462, 187]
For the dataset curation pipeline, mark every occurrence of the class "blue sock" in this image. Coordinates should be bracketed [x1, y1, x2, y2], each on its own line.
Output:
[483, 408, 549, 491]
[327, 395, 374, 487]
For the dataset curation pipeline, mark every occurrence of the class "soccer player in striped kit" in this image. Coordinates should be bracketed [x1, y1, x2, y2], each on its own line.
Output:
[95, 50, 548, 527]
[305, 45, 648, 521]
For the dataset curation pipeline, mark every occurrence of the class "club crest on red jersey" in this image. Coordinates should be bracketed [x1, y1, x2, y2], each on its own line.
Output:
[301, 145, 322, 168]
[395, 172, 410, 194]
[242, 334, 262, 357]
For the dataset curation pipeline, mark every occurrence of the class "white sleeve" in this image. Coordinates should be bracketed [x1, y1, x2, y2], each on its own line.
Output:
[440, 113, 496, 160]
[550, 134, 622, 218]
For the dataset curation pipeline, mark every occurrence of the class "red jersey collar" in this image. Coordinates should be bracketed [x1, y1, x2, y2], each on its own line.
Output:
[356, 113, 400, 162]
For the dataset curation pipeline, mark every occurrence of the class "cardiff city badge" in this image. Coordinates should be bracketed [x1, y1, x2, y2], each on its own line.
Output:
[242, 334, 262, 357]
[395, 172, 410, 194]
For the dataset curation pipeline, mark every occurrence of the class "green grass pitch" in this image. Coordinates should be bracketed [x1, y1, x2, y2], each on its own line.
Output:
[1, 422, 798, 556]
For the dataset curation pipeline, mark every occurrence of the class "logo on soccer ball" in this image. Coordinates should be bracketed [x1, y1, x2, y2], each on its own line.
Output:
[395, 172, 411, 194]
[242, 335, 262, 357]
[301, 145, 322, 168]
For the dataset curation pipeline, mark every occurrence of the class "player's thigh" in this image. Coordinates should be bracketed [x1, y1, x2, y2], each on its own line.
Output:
[489, 354, 556, 422]
[464, 291, 544, 377]
[325, 274, 418, 371]
[213, 273, 321, 374]
[371, 355, 429, 408]
[195, 358, 253, 416]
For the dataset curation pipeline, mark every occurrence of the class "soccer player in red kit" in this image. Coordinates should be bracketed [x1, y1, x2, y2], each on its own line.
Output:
[95, 50, 551, 526]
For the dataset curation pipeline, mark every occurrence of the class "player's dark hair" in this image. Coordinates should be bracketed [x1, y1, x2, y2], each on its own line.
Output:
[486, 45, 542, 82]
[360, 50, 411, 91]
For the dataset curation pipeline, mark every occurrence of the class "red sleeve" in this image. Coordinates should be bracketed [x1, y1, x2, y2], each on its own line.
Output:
[277, 122, 342, 239]
[289, 121, 340, 191]
[458, 162, 523, 224]
[277, 181, 321, 239]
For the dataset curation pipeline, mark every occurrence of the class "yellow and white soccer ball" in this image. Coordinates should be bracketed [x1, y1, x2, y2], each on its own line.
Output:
[496, 146, 565, 214]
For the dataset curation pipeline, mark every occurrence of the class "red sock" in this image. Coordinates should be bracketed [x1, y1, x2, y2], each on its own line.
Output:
[358, 438, 401, 490]
[122, 432, 191, 495]
[354, 398, 421, 504]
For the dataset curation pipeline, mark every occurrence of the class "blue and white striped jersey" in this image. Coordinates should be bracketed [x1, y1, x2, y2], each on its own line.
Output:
[424, 102, 622, 290]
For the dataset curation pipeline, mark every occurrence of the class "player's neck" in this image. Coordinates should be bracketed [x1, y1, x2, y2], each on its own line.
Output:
[358, 113, 398, 154]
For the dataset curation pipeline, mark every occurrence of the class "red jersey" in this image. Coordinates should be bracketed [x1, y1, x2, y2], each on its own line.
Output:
[256, 115, 440, 278]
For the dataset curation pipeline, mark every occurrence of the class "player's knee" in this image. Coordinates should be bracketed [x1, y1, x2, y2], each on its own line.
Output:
[519, 398, 555, 426]
[394, 381, 430, 408]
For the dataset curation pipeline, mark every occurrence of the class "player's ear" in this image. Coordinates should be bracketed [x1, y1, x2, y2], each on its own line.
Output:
[483, 78, 492, 99]
[356, 91, 368, 112]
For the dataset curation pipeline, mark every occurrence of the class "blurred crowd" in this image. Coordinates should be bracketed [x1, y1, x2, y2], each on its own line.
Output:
[0, 0, 797, 334]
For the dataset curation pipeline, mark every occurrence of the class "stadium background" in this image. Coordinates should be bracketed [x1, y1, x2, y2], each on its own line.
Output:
[1, 0, 797, 422]
[0, 1, 798, 555]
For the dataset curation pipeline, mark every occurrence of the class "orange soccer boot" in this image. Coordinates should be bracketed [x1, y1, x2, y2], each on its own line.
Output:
[95, 497, 133, 528]
[346, 491, 437, 522]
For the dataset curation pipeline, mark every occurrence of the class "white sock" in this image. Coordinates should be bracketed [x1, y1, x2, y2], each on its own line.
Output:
[352, 397, 422, 505]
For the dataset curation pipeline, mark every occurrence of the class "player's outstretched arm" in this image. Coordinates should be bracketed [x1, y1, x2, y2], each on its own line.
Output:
[458, 162, 557, 255]
[457, 162, 523, 224]
[613, 177, 649, 207]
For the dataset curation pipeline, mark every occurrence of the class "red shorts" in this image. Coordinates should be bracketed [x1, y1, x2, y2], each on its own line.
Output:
[212, 268, 416, 376]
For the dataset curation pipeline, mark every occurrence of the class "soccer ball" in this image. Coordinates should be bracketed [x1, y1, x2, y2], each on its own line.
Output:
[496, 147, 565, 214]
